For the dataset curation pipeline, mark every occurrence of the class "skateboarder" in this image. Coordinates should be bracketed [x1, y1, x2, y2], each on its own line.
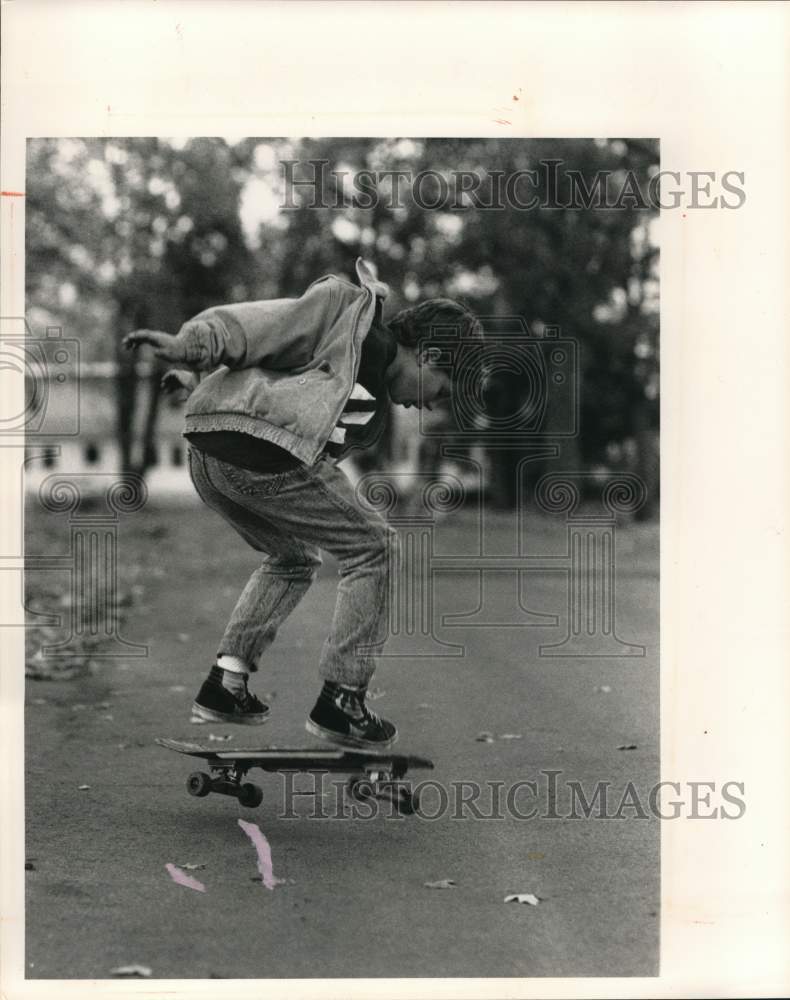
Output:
[124, 259, 479, 749]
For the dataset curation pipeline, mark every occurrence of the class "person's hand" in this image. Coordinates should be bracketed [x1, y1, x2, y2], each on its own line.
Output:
[122, 329, 187, 364]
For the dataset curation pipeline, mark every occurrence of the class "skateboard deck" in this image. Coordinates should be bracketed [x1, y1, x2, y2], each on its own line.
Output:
[156, 737, 434, 813]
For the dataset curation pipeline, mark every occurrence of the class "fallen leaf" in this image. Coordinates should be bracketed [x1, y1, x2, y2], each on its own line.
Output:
[617, 744, 638, 751]
[238, 819, 285, 890]
[504, 893, 540, 905]
[165, 863, 206, 893]
[78, 784, 90, 791]
[596, 685, 612, 694]
[499, 733, 523, 740]
[424, 879, 456, 889]
[208, 734, 232, 742]
[178, 862, 207, 871]
[527, 852, 545, 860]
[476, 732, 494, 743]
[111, 964, 152, 978]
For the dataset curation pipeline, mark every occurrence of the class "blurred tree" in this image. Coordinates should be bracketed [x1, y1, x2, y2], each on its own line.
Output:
[26, 136, 659, 511]
[250, 137, 659, 506]
[26, 137, 255, 476]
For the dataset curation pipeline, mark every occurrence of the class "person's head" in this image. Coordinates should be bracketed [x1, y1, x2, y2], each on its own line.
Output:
[384, 298, 481, 409]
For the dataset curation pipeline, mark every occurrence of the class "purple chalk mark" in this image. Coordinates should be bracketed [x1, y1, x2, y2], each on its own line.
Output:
[237, 819, 285, 890]
[165, 863, 206, 893]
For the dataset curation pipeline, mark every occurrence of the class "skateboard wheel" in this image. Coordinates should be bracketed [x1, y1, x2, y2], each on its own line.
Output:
[238, 782, 263, 808]
[187, 771, 212, 797]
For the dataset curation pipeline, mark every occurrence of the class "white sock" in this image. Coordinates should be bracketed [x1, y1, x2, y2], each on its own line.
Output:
[217, 654, 251, 676]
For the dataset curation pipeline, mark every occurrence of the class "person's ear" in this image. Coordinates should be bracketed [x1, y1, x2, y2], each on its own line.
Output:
[418, 346, 443, 367]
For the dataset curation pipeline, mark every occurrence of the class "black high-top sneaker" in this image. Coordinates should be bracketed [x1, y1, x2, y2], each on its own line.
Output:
[191, 666, 271, 725]
[306, 681, 398, 749]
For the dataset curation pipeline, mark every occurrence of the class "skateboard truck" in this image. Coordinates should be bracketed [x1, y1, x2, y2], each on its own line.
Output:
[158, 739, 433, 815]
[186, 763, 264, 809]
[346, 767, 421, 814]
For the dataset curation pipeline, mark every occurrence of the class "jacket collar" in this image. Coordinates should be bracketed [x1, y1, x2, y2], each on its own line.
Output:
[355, 257, 389, 301]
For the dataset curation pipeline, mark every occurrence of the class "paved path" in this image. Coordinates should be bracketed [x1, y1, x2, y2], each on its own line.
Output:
[25, 502, 659, 979]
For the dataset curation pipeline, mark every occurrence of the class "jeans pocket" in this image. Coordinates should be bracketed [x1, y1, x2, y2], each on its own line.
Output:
[215, 460, 286, 498]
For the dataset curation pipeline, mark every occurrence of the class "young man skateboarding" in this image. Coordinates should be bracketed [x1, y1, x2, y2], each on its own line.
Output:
[124, 259, 479, 750]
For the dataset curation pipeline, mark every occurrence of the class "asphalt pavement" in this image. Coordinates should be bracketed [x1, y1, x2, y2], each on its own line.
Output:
[25, 502, 659, 979]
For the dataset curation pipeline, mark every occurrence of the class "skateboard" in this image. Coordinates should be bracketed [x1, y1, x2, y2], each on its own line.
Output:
[156, 738, 434, 814]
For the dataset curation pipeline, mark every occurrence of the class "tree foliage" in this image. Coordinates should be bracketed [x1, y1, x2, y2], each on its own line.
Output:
[26, 137, 658, 506]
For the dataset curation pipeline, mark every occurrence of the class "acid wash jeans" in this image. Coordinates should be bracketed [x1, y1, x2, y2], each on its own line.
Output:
[187, 447, 398, 688]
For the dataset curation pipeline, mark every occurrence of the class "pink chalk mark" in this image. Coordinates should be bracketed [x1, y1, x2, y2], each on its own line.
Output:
[238, 818, 285, 890]
[165, 862, 206, 892]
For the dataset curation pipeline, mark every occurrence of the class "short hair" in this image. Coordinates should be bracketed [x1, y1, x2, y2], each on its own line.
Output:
[387, 298, 482, 351]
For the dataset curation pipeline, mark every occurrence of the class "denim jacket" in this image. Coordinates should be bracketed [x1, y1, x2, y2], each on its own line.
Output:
[172, 259, 388, 466]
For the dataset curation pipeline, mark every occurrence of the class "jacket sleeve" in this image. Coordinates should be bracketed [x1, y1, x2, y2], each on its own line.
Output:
[169, 316, 248, 372]
[171, 277, 352, 372]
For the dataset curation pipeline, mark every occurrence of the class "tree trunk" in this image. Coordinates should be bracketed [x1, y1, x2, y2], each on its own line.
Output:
[115, 303, 141, 476]
[133, 363, 164, 479]
[632, 398, 659, 521]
